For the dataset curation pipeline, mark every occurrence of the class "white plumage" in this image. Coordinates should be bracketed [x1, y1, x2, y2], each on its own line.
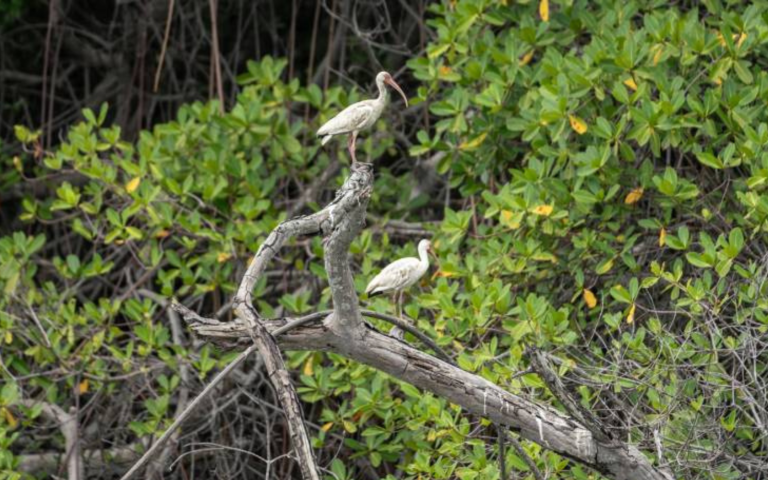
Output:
[365, 239, 433, 326]
[317, 71, 408, 163]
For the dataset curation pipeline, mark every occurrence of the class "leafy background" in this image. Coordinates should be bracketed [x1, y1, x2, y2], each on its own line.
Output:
[1, 0, 767, 479]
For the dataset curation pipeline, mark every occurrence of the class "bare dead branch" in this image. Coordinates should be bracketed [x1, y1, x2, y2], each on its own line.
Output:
[161, 162, 671, 480]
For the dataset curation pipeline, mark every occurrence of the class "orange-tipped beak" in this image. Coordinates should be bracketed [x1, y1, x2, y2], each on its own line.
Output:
[385, 77, 409, 107]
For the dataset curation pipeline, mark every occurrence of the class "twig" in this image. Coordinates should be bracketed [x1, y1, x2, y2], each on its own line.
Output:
[118, 341, 257, 480]
[24, 299, 51, 348]
[208, 0, 224, 112]
[498, 426, 507, 480]
[506, 433, 544, 480]
[360, 309, 455, 366]
[138, 289, 190, 478]
[119, 304, 330, 480]
[526, 347, 616, 445]
[153, 0, 175, 92]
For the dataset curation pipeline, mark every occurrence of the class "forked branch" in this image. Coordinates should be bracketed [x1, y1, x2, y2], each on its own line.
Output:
[141, 163, 673, 480]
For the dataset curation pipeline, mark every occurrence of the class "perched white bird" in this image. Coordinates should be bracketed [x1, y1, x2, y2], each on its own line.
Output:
[317, 71, 408, 163]
[365, 239, 434, 322]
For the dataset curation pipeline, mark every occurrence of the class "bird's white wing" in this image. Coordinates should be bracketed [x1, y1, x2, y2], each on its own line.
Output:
[317, 101, 375, 136]
[365, 257, 421, 294]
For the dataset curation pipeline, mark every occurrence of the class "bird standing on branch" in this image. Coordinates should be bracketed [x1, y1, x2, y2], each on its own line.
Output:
[317, 71, 408, 163]
[365, 239, 435, 329]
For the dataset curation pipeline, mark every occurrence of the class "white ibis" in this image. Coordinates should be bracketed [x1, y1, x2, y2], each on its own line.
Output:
[317, 71, 408, 163]
[365, 239, 434, 328]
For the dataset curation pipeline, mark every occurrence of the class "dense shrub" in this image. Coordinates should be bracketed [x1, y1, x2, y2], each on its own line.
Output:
[1, 1, 767, 479]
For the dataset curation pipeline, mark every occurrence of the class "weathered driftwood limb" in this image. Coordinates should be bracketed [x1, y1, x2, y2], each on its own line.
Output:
[184, 312, 670, 480]
[229, 162, 373, 480]
[173, 162, 672, 480]
[122, 164, 376, 480]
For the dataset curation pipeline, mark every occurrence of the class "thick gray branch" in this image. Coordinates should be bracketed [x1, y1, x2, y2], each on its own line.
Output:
[324, 162, 373, 333]
[186, 314, 672, 480]
[169, 162, 370, 480]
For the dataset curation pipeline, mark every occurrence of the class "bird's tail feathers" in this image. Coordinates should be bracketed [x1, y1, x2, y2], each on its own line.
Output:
[367, 290, 384, 298]
[321, 135, 333, 146]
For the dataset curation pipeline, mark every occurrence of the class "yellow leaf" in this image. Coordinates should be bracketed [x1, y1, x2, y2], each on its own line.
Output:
[583, 289, 597, 309]
[432, 270, 456, 280]
[303, 356, 314, 376]
[737, 32, 747, 47]
[568, 115, 588, 135]
[216, 252, 231, 263]
[519, 50, 535, 66]
[652, 45, 663, 66]
[439, 65, 452, 76]
[321, 422, 334, 432]
[713, 77, 723, 86]
[500, 210, 523, 229]
[627, 303, 636, 324]
[453, 340, 465, 351]
[717, 31, 726, 47]
[78, 379, 89, 394]
[459, 132, 488, 151]
[12, 156, 21, 172]
[1, 407, 18, 429]
[659, 228, 667, 247]
[4, 331, 11, 344]
[539, 0, 549, 22]
[624, 187, 644, 205]
[623, 77, 638, 91]
[126, 177, 141, 194]
[531, 204, 554, 216]
[155, 229, 170, 239]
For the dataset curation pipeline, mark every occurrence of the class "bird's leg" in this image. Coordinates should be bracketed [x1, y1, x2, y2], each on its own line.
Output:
[389, 291, 404, 340]
[387, 293, 400, 338]
[398, 290, 404, 319]
[347, 131, 358, 164]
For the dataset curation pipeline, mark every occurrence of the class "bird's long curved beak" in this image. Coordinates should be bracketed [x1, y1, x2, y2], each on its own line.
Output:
[385, 77, 409, 107]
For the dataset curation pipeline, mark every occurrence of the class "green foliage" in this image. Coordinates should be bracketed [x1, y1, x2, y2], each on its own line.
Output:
[1, 1, 768, 479]
[401, 0, 768, 478]
[0, 0, 26, 27]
